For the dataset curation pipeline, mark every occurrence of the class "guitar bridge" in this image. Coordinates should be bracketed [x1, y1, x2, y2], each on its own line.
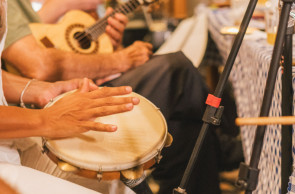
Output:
[40, 36, 55, 48]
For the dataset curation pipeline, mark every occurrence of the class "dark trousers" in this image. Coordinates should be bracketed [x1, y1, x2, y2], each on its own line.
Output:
[104, 51, 221, 194]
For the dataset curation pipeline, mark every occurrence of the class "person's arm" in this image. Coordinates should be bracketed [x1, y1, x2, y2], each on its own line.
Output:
[0, 178, 19, 194]
[4, 0, 151, 81]
[2, 35, 152, 81]
[37, 0, 103, 23]
[0, 74, 140, 138]
[2, 70, 99, 107]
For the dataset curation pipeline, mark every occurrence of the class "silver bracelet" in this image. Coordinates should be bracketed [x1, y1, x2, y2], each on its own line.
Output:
[20, 79, 36, 108]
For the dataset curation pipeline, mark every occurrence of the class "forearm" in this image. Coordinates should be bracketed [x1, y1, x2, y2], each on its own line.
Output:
[60, 51, 129, 80]
[0, 106, 44, 138]
[2, 71, 32, 104]
[2, 71, 49, 107]
[3, 36, 143, 82]
[37, 1, 67, 23]
[58, 41, 153, 80]
[37, 0, 102, 24]
[4, 47, 126, 82]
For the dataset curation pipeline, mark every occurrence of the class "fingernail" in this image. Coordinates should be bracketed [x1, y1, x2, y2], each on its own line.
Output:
[110, 125, 117, 131]
[125, 103, 133, 109]
[132, 97, 140, 104]
[125, 86, 132, 92]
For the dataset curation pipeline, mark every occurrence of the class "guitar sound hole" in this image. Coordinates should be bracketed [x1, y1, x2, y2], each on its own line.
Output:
[73, 31, 91, 49]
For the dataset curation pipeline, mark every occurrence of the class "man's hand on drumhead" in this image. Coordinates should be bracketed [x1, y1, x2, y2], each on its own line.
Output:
[23, 78, 98, 108]
[41, 79, 140, 138]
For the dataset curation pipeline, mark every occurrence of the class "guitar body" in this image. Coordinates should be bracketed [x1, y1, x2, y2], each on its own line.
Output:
[29, 10, 113, 54]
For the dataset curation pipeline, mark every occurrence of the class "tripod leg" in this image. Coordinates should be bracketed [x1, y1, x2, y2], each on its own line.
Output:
[120, 167, 153, 194]
[281, 23, 293, 194]
[174, 0, 259, 192]
[236, 2, 293, 194]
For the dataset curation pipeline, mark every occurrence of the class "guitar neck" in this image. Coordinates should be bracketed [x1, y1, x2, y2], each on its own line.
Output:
[86, 0, 145, 40]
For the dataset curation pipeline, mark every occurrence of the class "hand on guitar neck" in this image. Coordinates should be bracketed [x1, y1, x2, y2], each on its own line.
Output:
[104, 7, 128, 50]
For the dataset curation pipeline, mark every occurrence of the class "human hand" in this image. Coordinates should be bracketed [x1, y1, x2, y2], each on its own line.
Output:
[105, 7, 128, 49]
[114, 41, 153, 71]
[41, 79, 139, 138]
[95, 73, 122, 85]
[23, 78, 98, 108]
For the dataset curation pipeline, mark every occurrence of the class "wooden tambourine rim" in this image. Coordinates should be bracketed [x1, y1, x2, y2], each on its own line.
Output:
[43, 90, 168, 173]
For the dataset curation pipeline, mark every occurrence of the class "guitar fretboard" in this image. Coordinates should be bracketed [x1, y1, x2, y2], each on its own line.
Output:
[86, 0, 143, 40]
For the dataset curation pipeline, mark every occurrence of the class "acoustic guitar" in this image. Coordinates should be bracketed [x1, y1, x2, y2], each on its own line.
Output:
[29, 0, 156, 55]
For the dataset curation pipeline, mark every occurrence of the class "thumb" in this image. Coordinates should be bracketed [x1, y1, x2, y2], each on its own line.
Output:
[78, 78, 90, 93]
[95, 73, 122, 85]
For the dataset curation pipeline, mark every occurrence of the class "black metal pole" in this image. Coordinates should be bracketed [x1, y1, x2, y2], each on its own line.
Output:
[173, 0, 259, 193]
[281, 24, 293, 194]
[236, 2, 293, 193]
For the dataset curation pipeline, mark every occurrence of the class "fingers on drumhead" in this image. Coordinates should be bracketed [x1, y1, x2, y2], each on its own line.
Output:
[80, 121, 117, 132]
[92, 97, 140, 108]
[80, 103, 135, 121]
[89, 86, 133, 98]
[93, 103, 135, 116]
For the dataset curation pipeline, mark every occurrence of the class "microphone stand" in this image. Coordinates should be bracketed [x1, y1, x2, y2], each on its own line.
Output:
[173, 0, 294, 193]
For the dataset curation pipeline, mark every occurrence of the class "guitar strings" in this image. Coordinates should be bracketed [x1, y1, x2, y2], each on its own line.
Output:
[75, 0, 136, 41]
[73, 0, 140, 47]
[74, 0, 139, 43]
[78, 0, 136, 41]
[88, 0, 140, 39]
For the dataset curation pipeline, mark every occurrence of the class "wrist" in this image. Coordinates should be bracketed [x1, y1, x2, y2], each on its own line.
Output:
[28, 109, 47, 137]
[20, 79, 37, 108]
[36, 108, 51, 137]
[23, 80, 56, 108]
[115, 50, 132, 72]
[8, 108, 46, 138]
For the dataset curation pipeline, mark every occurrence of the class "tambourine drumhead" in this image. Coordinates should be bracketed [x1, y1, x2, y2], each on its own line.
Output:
[44, 90, 167, 172]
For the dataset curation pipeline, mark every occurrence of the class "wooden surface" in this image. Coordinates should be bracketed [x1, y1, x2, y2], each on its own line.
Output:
[236, 116, 295, 126]
[173, 0, 187, 18]
[29, 10, 113, 54]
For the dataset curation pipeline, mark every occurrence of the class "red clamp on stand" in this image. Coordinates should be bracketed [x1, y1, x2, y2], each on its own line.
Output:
[206, 94, 221, 108]
[202, 94, 224, 125]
